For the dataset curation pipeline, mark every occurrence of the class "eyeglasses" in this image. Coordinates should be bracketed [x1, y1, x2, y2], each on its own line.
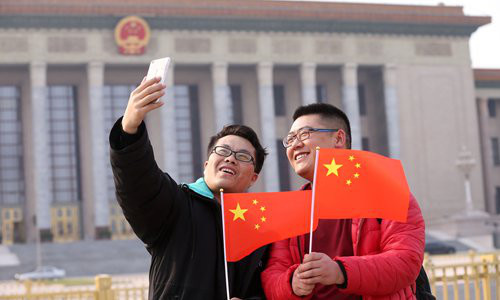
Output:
[211, 146, 255, 165]
[282, 128, 339, 148]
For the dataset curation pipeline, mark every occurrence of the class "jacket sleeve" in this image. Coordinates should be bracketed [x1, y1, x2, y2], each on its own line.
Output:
[261, 239, 312, 300]
[109, 118, 185, 247]
[335, 194, 425, 296]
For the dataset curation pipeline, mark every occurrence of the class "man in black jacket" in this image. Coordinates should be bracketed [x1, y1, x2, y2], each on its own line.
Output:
[109, 76, 268, 299]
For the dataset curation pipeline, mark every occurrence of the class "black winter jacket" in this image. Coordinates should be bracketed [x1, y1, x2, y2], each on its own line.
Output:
[109, 119, 268, 300]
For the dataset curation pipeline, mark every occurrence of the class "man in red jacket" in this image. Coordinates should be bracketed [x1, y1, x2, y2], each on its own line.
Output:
[261, 103, 425, 300]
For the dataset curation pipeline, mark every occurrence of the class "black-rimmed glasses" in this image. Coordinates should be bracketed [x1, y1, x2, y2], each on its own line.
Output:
[211, 146, 255, 165]
[283, 128, 339, 148]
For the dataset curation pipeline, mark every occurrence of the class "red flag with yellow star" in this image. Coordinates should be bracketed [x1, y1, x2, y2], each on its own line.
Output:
[223, 190, 316, 262]
[314, 148, 410, 222]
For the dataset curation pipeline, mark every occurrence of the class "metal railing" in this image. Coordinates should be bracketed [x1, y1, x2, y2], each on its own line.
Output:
[0, 275, 148, 300]
[425, 251, 500, 300]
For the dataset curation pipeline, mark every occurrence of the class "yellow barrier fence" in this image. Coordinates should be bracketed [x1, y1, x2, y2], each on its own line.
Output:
[0, 275, 148, 300]
[425, 251, 500, 300]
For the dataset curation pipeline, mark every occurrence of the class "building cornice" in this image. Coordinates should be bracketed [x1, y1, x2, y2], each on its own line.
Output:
[0, 14, 487, 37]
[475, 69, 500, 88]
[0, 0, 491, 36]
[476, 82, 500, 89]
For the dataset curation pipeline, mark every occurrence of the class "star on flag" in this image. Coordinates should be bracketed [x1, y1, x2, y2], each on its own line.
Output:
[323, 154, 362, 187]
[324, 158, 343, 176]
[229, 203, 247, 221]
[228, 202, 267, 231]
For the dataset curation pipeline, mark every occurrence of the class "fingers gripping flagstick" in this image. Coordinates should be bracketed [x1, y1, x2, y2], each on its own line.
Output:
[309, 146, 321, 255]
[220, 188, 231, 300]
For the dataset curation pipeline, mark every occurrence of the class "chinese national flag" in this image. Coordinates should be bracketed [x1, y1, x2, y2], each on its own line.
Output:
[223, 190, 316, 262]
[314, 148, 410, 222]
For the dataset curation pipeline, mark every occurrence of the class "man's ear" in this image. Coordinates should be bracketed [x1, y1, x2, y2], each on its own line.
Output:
[248, 172, 259, 188]
[334, 129, 347, 148]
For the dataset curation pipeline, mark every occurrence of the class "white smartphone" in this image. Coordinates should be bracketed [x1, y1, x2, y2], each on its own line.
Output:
[146, 57, 171, 102]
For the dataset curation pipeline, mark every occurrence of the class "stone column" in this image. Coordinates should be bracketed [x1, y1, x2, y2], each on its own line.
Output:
[301, 63, 317, 105]
[30, 61, 52, 242]
[257, 62, 280, 192]
[212, 62, 232, 131]
[87, 61, 110, 239]
[342, 63, 362, 150]
[383, 64, 401, 159]
[477, 97, 494, 214]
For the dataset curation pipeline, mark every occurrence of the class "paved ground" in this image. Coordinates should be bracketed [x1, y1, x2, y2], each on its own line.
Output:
[0, 245, 20, 267]
[0, 239, 150, 281]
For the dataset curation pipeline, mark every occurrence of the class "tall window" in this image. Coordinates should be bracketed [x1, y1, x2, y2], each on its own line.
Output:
[362, 137, 370, 151]
[0, 86, 24, 205]
[273, 85, 286, 116]
[103, 85, 135, 202]
[488, 99, 497, 118]
[47, 86, 80, 203]
[492, 137, 500, 166]
[316, 84, 327, 103]
[496, 186, 500, 214]
[189, 86, 202, 180]
[358, 84, 366, 116]
[230, 85, 243, 124]
[175, 85, 202, 183]
[276, 139, 291, 191]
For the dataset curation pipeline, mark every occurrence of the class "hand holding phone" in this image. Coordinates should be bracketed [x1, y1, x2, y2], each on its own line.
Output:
[146, 57, 171, 85]
[121, 58, 171, 134]
[146, 57, 171, 103]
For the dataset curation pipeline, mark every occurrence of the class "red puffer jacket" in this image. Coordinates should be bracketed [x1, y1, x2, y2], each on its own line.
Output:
[261, 194, 425, 300]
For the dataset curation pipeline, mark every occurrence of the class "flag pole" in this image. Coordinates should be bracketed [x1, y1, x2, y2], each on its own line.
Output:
[309, 147, 320, 254]
[220, 188, 231, 300]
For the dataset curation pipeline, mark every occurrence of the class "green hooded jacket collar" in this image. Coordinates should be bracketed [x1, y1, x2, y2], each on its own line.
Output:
[187, 177, 215, 200]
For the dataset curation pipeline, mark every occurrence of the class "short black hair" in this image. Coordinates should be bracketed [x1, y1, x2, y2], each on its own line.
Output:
[292, 103, 352, 149]
[207, 125, 268, 174]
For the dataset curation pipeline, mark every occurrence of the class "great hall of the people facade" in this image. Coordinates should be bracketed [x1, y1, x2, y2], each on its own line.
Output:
[0, 0, 499, 247]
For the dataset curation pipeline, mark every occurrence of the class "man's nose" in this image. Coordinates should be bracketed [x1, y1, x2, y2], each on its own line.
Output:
[225, 154, 237, 164]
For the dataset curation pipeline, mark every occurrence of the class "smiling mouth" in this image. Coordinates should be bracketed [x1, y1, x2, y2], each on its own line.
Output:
[295, 153, 309, 161]
[220, 167, 236, 175]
